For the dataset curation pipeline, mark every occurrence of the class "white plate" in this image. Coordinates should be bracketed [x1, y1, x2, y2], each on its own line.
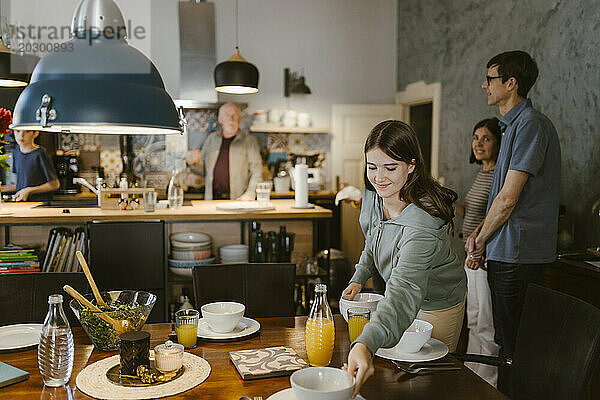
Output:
[197, 317, 260, 340]
[0, 323, 43, 351]
[216, 201, 275, 212]
[267, 388, 295, 400]
[375, 338, 448, 362]
[266, 388, 366, 400]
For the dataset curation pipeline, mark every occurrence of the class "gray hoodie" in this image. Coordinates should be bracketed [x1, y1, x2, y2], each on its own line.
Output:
[350, 188, 466, 354]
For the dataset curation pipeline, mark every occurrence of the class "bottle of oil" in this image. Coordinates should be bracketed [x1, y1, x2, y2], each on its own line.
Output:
[304, 284, 335, 366]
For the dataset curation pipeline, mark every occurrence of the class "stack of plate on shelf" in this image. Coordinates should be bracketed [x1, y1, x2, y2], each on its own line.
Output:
[219, 245, 249, 263]
[169, 232, 215, 278]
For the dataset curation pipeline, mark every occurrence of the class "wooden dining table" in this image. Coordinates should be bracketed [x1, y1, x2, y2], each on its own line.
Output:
[0, 315, 507, 399]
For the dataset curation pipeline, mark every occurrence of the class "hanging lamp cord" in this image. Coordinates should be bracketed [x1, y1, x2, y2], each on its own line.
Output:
[235, 0, 239, 49]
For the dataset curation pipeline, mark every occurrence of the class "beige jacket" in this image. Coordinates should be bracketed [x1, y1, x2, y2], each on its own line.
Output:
[192, 130, 263, 200]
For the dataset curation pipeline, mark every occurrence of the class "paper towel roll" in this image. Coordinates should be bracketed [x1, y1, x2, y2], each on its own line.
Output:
[294, 164, 309, 208]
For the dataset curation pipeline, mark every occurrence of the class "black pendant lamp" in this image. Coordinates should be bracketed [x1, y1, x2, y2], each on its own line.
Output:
[214, 0, 259, 94]
[0, 2, 38, 87]
[11, 0, 185, 135]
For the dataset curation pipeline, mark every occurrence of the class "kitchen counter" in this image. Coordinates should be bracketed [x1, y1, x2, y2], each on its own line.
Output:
[0, 199, 331, 224]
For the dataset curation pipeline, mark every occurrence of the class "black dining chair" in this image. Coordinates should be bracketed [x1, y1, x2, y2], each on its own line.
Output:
[0, 272, 88, 327]
[192, 263, 296, 318]
[453, 284, 600, 400]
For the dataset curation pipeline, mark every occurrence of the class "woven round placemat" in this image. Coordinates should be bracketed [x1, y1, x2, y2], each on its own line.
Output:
[76, 353, 210, 399]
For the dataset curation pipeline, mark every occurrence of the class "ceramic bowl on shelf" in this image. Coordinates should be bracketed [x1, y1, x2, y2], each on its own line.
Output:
[170, 232, 211, 248]
[171, 248, 212, 261]
[168, 257, 215, 268]
[169, 267, 193, 279]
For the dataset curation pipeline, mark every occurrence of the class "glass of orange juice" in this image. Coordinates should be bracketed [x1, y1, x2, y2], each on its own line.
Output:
[348, 308, 370, 343]
[175, 309, 199, 349]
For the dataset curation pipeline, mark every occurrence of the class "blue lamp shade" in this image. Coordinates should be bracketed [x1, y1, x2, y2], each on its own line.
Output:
[214, 47, 259, 95]
[11, 0, 184, 135]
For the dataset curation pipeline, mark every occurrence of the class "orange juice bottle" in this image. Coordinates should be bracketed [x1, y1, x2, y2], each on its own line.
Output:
[305, 284, 335, 367]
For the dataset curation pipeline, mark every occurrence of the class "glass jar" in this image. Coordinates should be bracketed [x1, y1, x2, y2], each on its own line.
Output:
[154, 340, 184, 373]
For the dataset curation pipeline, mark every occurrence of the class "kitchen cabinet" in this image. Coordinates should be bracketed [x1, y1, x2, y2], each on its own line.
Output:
[0, 200, 332, 321]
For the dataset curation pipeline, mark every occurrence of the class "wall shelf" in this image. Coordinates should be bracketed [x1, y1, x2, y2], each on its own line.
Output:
[250, 123, 328, 134]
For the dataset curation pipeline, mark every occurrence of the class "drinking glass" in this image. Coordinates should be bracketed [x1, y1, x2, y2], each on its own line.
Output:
[348, 308, 371, 343]
[256, 182, 273, 207]
[143, 191, 157, 212]
[175, 309, 199, 349]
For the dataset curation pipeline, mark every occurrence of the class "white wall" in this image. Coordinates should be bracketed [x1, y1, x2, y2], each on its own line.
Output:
[212, 0, 398, 127]
[8, 0, 397, 128]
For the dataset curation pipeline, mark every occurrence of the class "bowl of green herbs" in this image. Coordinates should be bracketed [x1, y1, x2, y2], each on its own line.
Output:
[69, 290, 156, 351]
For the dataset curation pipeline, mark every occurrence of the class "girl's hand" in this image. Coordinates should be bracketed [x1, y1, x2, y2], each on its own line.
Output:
[343, 342, 374, 398]
[341, 282, 362, 301]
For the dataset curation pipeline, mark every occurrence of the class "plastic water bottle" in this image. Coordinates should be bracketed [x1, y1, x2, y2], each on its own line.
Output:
[168, 168, 184, 209]
[38, 294, 74, 387]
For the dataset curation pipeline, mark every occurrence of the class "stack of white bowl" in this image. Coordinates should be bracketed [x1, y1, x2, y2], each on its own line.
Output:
[169, 232, 215, 278]
[219, 245, 249, 263]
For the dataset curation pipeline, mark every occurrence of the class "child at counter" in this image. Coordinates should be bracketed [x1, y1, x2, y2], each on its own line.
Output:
[8, 130, 59, 202]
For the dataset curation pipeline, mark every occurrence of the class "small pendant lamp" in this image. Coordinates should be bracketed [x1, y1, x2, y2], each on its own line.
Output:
[0, 1, 38, 87]
[11, 0, 185, 135]
[214, 0, 258, 94]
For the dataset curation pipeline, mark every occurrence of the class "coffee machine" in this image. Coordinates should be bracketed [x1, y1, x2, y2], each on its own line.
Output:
[55, 155, 80, 195]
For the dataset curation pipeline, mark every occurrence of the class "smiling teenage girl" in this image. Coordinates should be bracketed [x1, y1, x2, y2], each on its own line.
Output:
[343, 121, 466, 397]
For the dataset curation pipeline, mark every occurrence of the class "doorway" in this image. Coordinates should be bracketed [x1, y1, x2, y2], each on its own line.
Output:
[396, 81, 441, 182]
[409, 102, 433, 173]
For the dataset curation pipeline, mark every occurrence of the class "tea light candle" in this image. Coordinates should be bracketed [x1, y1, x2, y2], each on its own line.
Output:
[119, 331, 150, 376]
[154, 340, 184, 373]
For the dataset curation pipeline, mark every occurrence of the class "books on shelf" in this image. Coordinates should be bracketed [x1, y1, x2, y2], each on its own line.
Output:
[0, 249, 39, 274]
[41, 228, 86, 273]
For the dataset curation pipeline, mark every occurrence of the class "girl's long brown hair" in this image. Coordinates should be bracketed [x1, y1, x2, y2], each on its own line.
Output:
[364, 120, 458, 225]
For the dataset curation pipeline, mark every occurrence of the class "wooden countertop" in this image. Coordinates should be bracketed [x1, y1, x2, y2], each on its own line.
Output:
[0, 200, 332, 224]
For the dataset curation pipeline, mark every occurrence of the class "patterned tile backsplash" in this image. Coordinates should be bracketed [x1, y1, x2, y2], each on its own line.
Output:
[56, 108, 331, 182]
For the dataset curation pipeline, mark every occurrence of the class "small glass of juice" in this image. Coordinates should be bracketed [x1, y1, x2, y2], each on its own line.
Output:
[348, 307, 370, 343]
[175, 309, 199, 349]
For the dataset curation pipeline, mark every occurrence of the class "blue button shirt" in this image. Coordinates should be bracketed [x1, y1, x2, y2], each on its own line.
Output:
[486, 99, 561, 264]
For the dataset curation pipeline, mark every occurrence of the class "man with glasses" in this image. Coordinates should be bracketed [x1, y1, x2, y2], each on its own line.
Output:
[465, 50, 561, 395]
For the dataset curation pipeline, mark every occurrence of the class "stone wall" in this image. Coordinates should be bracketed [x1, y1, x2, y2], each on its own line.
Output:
[397, 0, 600, 244]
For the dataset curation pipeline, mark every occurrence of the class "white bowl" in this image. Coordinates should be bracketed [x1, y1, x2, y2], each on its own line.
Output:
[290, 367, 354, 400]
[394, 319, 433, 353]
[169, 267, 192, 279]
[170, 232, 211, 248]
[339, 293, 384, 322]
[220, 244, 248, 253]
[201, 301, 245, 333]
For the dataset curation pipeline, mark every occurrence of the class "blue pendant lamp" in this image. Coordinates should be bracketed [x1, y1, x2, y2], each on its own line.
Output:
[214, 0, 258, 95]
[11, 0, 185, 135]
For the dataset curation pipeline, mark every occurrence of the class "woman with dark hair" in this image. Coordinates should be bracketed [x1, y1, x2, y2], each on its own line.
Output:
[343, 121, 466, 397]
[455, 117, 501, 387]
